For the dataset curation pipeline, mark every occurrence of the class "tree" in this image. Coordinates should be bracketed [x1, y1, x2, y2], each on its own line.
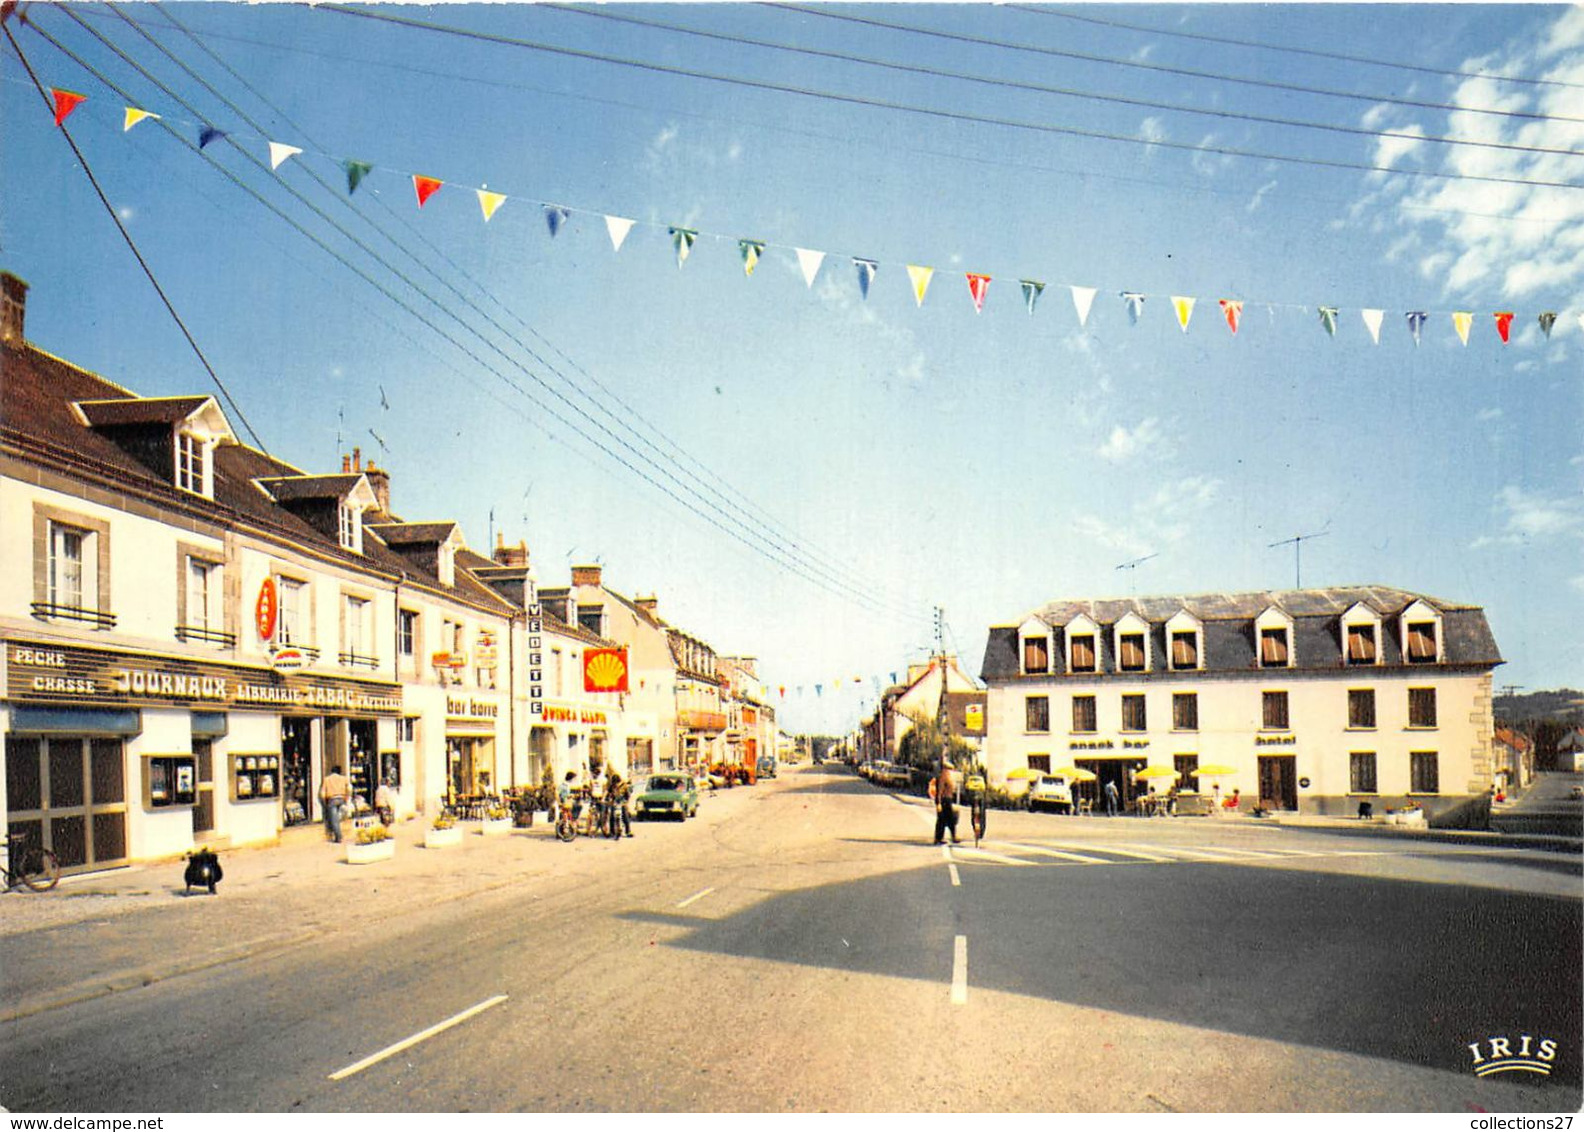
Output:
[896, 712, 976, 772]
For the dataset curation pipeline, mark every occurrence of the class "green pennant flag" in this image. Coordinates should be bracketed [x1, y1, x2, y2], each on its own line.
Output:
[739, 239, 765, 277]
[1319, 306, 1339, 337]
[1538, 311, 1558, 339]
[1020, 279, 1045, 315]
[344, 160, 373, 195]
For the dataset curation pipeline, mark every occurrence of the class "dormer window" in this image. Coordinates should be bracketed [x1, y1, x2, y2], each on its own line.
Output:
[1171, 632, 1197, 669]
[1069, 634, 1096, 672]
[578, 604, 605, 637]
[1023, 636, 1050, 674]
[1406, 621, 1437, 663]
[175, 432, 211, 497]
[337, 500, 362, 554]
[1259, 628, 1290, 667]
[1347, 624, 1377, 664]
[438, 543, 456, 588]
[1166, 609, 1203, 671]
[1114, 612, 1150, 673]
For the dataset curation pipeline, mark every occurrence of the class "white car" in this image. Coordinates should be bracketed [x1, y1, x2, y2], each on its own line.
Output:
[1028, 774, 1074, 814]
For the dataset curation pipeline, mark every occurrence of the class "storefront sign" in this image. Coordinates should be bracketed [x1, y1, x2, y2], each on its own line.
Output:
[1256, 734, 1297, 746]
[269, 647, 308, 673]
[541, 704, 608, 725]
[446, 696, 499, 721]
[964, 704, 984, 731]
[1068, 737, 1151, 750]
[7, 640, 401, 716]
[583, 647, 628, 693]
[255, 577, 278, 642]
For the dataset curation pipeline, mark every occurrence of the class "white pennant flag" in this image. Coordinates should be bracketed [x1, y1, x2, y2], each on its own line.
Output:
[1361, 308, 1384, 345]
[268, 142, 303, 171]
[1070, 285, 1097, 327]
[795, 248, 825, 289]
[604, 215, 635, 253]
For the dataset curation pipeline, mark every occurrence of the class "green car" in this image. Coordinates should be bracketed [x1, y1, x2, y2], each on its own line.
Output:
[636, 774, 700, 821]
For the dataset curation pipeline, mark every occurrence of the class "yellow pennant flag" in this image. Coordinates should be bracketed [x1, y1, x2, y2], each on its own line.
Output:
[1452, 311, 1473, 345]
[907, 264, 934, 308]
[476, 189, 507, 223]
[123, 107, 159, 132]
[1172, 295, 1196, 333]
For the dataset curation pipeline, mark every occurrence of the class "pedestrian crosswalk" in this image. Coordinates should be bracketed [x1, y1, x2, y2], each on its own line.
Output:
[946, 838, 1387, 869]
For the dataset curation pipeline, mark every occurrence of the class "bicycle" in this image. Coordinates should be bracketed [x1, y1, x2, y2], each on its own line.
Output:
[3, 829, 61, 892]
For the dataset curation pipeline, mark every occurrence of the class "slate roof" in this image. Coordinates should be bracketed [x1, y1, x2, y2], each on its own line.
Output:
[981, 586, 1502, 681]
[368, 521, 460, 546]
[255, 474, 366, 503]
[76, 396, 213, 427]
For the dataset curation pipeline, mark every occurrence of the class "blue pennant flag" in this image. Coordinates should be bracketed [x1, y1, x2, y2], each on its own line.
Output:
[853, 258, 878, 300]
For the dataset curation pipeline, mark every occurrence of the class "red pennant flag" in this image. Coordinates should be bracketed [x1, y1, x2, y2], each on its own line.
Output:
[1494, 312, 1515, 344]
[1219, 299, 1243, 336]
[413, 175, 442, 208]
[966, 273, 991, 313]
[51, 88, 87, 127]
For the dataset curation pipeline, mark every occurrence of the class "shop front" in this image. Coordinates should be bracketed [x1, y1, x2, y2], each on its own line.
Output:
[539, 701, 617, 781]
[445, 693, 502, 801]
[3, 638, 400, 869]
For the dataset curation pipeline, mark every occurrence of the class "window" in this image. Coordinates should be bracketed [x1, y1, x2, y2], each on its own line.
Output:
[1072, 695, 1097, 733]
[1262, 690, 1290, 730]
[1121, 694, 1146, 732]
[278, 578, 306, 645]
[399, 717, 418, 743]
[1172, 692, 1198, 731]
[578, 604, 604, 637]
[1025, 695, 1050, 733]
[551, 648, 563, 696]
[1259, 627, 1290, 667]
[1346, 624, 1377, 664]
[398, 610, 418, 659]
[1069, 634, 1096, 672]
[342, 595, 374, 666]
[1170, 631, 1198, 670]
[1348, 689, 1376, 729]
[1407, 622, 1437, 663]
[1027, 754, 1051, 773]
[34, 507, 111, 627]
[1410, 751, 1440, 794]
[1023, 636, 1050, 674]
[337, 501, 361, 554]
[1408, 687, 1437, 729]
[49, 523, 87, 610]
[180, 556, 228, 645]
[1174, 754, 1199, 791]
[1119, 633, 1146, 672]
[1350, 752, 1378, 794]
[175, 432, 208, 496]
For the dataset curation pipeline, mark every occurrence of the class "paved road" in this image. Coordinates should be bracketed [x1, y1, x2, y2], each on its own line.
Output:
[0, 764, 1578, 1112]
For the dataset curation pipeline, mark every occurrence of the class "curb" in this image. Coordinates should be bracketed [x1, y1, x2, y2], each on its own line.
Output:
[1266, 818, 1583, 855]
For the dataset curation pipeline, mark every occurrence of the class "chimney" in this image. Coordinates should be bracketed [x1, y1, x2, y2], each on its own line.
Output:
[341, 453, 352, 473]
[351, 446, 361, 473]
[635, 594, 659, 616]
[493, 538, 529, 568]
[1, 273, 28, 344]
[363, 457, 391, 515]
[571, 564, 603, 590]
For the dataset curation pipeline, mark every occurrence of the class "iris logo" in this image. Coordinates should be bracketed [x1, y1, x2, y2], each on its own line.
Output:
[1467, 1034, 1558, 1077]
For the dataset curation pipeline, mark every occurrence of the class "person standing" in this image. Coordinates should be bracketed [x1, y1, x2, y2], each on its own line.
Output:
[930, 761, 960, 845]
[320, 764, 351, 843]
[1066, 778, 1079, 817]
[1104, 778, 1120, 817]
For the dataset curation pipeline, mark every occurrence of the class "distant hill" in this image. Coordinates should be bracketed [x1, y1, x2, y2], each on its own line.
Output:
[1495, 688, 1584, 724]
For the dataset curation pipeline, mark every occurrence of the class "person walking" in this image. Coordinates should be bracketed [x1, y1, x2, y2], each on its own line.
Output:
[1104, 778, 1120, 817]
[320, 764, 351, 843]
[930, 761, 960, 845]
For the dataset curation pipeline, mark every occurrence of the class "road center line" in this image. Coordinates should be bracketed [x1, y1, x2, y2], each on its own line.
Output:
[329, 994, 508, 1081]
[948, 863, 961, 887]
[951, 935, 968, 1005]
[676, 886, 716, 908]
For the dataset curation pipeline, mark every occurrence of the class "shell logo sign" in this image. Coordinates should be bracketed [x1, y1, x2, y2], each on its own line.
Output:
[583, 648, 629, 693]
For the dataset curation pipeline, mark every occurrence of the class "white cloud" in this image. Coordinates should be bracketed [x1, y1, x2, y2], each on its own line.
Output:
[1246, 180, 1278, 213]
[1475, 484, 1584, 547]
[1139, 116, 1166, 156]
[1476, 407, 1503, 421]
[1097, 417, 1165, 462]
[1071, 474, 1222, 561]
[1571, 575, 1584, 596]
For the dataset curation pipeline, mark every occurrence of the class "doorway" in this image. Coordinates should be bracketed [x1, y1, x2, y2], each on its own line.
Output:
[5, 735, 128, 873]
[281, 717, 314, 827]
[1257, 755, 1299, 811]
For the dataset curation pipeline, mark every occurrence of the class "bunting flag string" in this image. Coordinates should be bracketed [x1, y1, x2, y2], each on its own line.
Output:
[50, 88, 86, 127]
[854, 258, 878, 300]
[413, 175, 442, 208]
[1219, 299, 1243, 336]
[1020, 279, 1044, 315]
[796, 248, 825, 289]
[604, 215, 634, 253]
[740, 240, 765, 277]
[966, 273, 991, 313]
[123, 107, 159, 132]
[29, 87, 1582, 350]
[477, 189, 507, 223]
[268, 141, 302, 171]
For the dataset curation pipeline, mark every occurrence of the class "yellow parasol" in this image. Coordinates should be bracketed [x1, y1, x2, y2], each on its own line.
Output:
[1194, 764, 1237, 777]
[1005, 767, 1038, 780]
[1052, 766, 1098, 782]
[1133, 765, 1181, 782]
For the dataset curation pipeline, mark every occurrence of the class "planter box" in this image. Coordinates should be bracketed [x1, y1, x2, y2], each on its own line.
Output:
[480, 818, 512, 837]
[346, 838, 395, 865]
[425, 825, 463, 849]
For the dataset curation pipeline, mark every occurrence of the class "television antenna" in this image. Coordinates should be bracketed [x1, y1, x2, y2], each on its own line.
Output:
[1115, 552, 1158, 595]
[1268, 525, 1329, 589]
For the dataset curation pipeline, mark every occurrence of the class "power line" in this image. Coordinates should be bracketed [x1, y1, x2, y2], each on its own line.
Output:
[540, 3, 1584, 164]
[766, 3, 1584, 128]
[1009, 4, 1584, 94]
[308, 3, 1584, 193]
[3, 16, 267, 452]
[29, 8, 930, 631]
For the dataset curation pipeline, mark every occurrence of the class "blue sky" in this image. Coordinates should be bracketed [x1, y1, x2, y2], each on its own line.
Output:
[4, 3, 1582, 733]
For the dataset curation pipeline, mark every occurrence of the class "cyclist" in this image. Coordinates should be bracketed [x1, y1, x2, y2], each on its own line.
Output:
[606, 773, 633, 839]
[558, 771, 581, 823]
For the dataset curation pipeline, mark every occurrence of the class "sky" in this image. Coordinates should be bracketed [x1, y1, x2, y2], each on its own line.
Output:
[3, 2, 1582, 735]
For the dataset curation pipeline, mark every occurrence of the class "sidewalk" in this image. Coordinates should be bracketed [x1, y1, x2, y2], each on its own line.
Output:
[1257, 811, 1583, 854]
[0, 813, 584, 1023]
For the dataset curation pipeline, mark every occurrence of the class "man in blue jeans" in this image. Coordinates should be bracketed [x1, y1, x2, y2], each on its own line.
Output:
[320, 764, 351, 843]
[1104, 779, 1120, 817]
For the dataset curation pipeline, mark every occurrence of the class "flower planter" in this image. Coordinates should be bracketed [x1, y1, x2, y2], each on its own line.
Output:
[346, 838, 395, 865]
[425, 825, 463, 849]
[480, 818, 512, 837]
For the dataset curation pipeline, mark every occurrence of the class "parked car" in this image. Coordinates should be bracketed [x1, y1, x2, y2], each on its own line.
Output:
[757, 757, 777, 779]
[1028, 774, 1074, 814]
[872, 762, 912, 789]
[635, 774, 700, 820]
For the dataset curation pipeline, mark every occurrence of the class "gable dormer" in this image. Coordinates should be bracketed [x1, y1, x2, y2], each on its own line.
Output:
[1113, 610, 1151, 673]
[1166, 608, 1203, 671]
[368, 521, 464, 586]
[255, 473, 378, 555]
[1018, 616, 1052, 675]
[1341, 600, 1383, 666]
[1398, 599, 1443, 664]
[1255, 604, 1294, 668]
[1064, 613, 1099, 673]
[75, 395, 235, 501]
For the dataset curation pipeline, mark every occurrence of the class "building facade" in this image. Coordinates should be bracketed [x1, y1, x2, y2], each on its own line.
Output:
[980, 586, 1502, 820]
